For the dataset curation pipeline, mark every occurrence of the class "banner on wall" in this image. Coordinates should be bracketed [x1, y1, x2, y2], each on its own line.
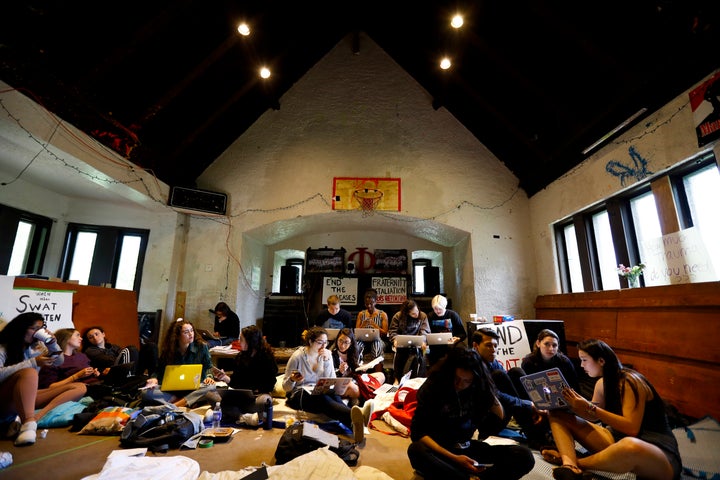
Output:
[480, 320, 532, 371]
[370, 276, 407, 304]
[690, 71, 720, 147]
[0, 276, 75, 331]
[321, 277, 359, 305]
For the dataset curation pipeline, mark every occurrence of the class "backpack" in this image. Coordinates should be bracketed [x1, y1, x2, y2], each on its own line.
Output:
[120, 411, 198, 453]
[274, 421, 359, 466]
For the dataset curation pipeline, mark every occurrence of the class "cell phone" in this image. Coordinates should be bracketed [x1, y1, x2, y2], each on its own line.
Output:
[473, 462, 493, 468]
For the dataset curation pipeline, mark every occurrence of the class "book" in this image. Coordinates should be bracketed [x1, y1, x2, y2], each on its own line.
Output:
[355, 355, 384, 372]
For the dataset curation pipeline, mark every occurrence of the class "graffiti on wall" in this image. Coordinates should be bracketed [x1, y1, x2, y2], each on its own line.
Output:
[605, 146, 653, 186]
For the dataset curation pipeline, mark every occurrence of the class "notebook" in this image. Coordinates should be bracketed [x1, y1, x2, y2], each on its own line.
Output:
[394, 335, 425, 348]
[306, 377, 352, 396]
[354, 328, 381, 342]
[161, 364, 203, 391]
[519, 368, 570, 410]
[325, 328, 340, 341]
[425, 332, 453, 345]
[217, 388, 257, 424]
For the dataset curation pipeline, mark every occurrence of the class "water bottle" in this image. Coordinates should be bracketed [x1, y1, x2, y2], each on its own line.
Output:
[262, 397, 273, 430]
[212, 401, 222, 429]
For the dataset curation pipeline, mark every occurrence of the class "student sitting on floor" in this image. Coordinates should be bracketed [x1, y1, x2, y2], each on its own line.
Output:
[83, 325, 158, 377]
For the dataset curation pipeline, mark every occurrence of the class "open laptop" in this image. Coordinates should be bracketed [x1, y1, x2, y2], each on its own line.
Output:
[354, 328, 381, 342]
[217, 388, 257, 424]
[161, 364, 203, 391]
[197, 329, 221, 341]
[519, 368, 570, 410]
[305, 377, 352, 396]
[325, 328, 340, 341]
[394, 335, 425, 348]
[425, 332, 453, 345]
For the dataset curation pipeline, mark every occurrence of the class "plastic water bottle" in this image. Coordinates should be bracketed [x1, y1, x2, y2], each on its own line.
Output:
[212, 401, 222, 429]
[262, 397, 273, 430]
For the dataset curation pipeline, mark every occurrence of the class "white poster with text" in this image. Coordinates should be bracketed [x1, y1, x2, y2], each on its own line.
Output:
[322, 277, 359, 305]
[482, 320, 532, 370]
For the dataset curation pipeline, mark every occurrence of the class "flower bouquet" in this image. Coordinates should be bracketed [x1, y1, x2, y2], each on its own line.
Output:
[617, 263, 645, 288]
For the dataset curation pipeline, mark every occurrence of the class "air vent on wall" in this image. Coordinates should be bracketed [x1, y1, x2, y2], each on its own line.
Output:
[168, 186, 227, 216]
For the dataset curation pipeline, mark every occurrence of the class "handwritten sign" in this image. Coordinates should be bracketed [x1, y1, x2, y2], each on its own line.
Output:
[1, 286, 75, 331]
[481, 320, 532, 370]
[641, 227, 717, 286]
[322, 277, 359, 305]
[370, 277, 407, 304]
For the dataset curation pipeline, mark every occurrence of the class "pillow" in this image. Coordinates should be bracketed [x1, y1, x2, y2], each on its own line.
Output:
[37, 401, 88, 428]
[79, 406, 137, 435]
[272, 375, 286, 398]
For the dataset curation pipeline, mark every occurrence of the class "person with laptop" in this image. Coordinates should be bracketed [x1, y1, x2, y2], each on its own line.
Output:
[388, 299, 430, 384]
[206, 302, 240, 347]
[281, 326, 366, 443]
[142, 319, 218, 408]
[212, 325, 278, 394]
[355, 289, 389, 363]
[426, 294, 467, 367]
[471, 328, 550, 449]
[329, 328, 385, 404]
[541, 339, 681, 480]
[315, 294, 353, 330]
[407, 347, 535, 480]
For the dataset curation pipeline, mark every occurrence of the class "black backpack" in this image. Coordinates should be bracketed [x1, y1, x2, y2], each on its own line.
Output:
[120, 412, 197, 453]
[274, 421, 359, 466]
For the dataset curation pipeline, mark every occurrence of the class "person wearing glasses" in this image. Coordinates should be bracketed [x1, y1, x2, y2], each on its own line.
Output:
[0, 312, 86, 446]
[329, 328, 385, 403]
[142, 319, 218, 408]
[282, 326, 366, 443]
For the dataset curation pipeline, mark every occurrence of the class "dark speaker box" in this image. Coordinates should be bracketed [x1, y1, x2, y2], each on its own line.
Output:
[423, 266, 440, 296]
[169, 186, 227, 215]
[279, 266, 299, 295]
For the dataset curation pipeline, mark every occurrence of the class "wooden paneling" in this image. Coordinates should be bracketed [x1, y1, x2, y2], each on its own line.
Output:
[13, 278, 139, 349]
[535, 281, 720, 420]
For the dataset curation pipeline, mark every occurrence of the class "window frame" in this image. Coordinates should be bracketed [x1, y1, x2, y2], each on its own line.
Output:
[554, 152, 717, 292]
[0, 204, 53, 276]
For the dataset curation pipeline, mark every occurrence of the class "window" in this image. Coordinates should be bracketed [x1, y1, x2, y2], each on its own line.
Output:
[412, 259, 431, 294]
[0, 204, 52, 276]
[554, 152, 719, 292]
[60, 223, 148, 294]
[286, 258, 304, 294]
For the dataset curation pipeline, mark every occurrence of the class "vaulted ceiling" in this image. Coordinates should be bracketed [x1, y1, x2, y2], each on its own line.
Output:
[2, 1, 718, 196]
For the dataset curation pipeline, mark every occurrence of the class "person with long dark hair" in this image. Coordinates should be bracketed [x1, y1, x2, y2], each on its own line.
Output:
[0, 313, 86, 446]
[407, 348, 535, 479]
[207, 301, 240, 347]
[543, 339, 681, 480]
[521, 328, 579, 390]
[214, 325, 278, 394]
[329, 327, 385, 402]
[388, 299, 430, 383]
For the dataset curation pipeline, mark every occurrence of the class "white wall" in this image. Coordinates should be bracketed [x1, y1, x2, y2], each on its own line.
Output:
[530, 71, 720, 295]
[187, 33, 534, 326]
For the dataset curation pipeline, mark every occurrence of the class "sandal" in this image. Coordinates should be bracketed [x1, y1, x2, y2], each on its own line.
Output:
[552, 465, 593, 480]
[541, 448, 562, 466]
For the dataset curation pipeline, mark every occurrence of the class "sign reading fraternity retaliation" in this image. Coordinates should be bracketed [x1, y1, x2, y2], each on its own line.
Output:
[371, 276, 407, 304]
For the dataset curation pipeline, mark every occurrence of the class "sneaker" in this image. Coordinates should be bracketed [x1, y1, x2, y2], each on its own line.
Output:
[14, 421, 37, 447]
[351, 405, 364, 444]
[4, 416, 21, 439]
[361, 399, 374, 426]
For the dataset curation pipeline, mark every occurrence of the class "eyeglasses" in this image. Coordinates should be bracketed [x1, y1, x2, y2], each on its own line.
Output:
[314, 340, 328, 346]
[337, 339, 352, 345]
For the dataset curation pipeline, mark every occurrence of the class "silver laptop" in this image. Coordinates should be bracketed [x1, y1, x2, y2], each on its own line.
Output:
[394, 335, 425, 348]
[425, 332, 453, 345]
[354, 328, 381, 342]
[325, 328, 340, 341]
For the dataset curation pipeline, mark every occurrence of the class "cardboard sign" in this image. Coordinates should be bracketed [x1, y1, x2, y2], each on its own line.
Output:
[370, 277, 407, 304]
[321, 277, 359, 305]
[480, 320, 531, 370]
[0, 279, 75, 331]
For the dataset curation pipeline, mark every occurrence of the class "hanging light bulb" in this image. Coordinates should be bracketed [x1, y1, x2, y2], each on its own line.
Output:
[260, 67, 271, 79]
[451, 14, 464, 29]
[237, 23, 250, 36]
[440, 57, 452, 70]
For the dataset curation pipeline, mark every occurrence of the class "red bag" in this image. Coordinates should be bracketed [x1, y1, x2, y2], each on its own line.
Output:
[354, 373, 383, 400]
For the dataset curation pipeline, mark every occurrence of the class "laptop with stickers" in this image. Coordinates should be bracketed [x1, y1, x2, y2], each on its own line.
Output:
[304, 377, 352, 396]
[519, 368, 570, 410]
[161, 364, 202, 391]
